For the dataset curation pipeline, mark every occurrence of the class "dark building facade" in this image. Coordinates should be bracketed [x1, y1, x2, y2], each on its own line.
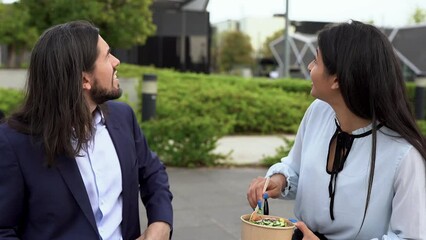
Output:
[113, 0, 211, 73]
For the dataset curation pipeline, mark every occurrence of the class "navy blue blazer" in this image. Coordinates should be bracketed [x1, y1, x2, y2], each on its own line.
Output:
[0, 101, 173, 240]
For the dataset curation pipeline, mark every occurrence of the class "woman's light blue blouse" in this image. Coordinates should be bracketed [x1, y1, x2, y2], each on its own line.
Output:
[267, 99, 426, 240]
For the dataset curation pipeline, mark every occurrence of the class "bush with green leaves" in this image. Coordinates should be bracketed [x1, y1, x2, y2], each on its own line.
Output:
[1, 65, 425, 167]
[260, 137, 294, 167]
[417, 120, 426, 134]
[116, 65, 314, 167]
[0, 88, 24, 116]
[141, 115, 233, 167]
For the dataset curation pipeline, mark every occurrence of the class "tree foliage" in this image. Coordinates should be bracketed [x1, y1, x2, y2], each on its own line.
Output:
[410, 7, 426, 24]
[0, 2, 38, 67]
[218, 31, 254, 73]
[20, 0, 156, 48]
[261, 29, 284, 59]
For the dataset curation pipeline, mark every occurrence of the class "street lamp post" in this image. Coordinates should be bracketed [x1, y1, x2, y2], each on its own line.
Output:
[273, 0, 290, 78]
[283, 0, 290, 78]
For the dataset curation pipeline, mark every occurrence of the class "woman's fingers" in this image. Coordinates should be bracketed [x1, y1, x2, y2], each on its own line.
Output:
[247, 177, 266, 208]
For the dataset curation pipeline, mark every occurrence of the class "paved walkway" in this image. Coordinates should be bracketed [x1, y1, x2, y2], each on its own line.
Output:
[137, 136, 296, 239]
[139, 167, 296, 240]
[0, 69, 26, 89]
[213, 135, 294, 165]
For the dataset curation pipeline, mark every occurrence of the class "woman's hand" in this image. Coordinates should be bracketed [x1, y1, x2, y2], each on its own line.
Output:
[246, 174, 286, 209]
[295, 221, 320, 240]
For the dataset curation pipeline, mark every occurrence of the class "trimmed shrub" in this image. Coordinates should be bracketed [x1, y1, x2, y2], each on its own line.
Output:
[1, 65, 425, 167]
[260, 137, 294, 167]
[0, 88, 24, 116]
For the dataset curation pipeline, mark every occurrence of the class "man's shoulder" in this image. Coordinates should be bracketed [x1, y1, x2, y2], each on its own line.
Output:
[0, 122, 32, 146]
[0, 122, 20, 136]
[102, 101, 136, 125]
[105, 100, 131, 110]
[104, 101, 134, 115]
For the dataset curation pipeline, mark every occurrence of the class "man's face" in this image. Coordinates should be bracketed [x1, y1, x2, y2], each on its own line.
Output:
[88, 35, 122, 105]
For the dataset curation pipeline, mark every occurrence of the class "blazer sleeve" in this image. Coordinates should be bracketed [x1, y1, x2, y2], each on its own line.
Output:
[130, 110, 173, 229]
[0, 126, 24, 239]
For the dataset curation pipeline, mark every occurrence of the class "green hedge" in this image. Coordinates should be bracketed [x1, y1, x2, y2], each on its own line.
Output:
[0, 88, 24, 115]
[1, 65, 425, 167]
[115, 65, 313, 166]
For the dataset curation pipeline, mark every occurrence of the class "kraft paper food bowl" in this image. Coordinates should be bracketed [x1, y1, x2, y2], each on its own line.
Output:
[240, 214, 295, 240]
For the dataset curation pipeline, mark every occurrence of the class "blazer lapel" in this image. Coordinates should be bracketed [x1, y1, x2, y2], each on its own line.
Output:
[56, 155, 99, 235]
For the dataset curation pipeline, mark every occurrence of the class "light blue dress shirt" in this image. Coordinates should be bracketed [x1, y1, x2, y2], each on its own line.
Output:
[75, 110, 123, 240]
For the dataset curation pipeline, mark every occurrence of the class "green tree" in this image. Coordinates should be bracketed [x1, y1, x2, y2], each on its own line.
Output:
[261, 29, 284, 59]
[0, 2, 38, 68]
[218, 31, 254, 73]
[21, 0, 156, 48]
[410, 7, 426, 24]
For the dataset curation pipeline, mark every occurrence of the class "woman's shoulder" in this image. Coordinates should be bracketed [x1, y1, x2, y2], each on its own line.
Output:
[310, 99, 332, 110]
[305, 99, 335, 120]
[377, 126, 418, 163]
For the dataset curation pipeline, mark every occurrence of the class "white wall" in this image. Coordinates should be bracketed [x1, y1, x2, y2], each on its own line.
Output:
[239, 17, 284, 56]
[212, 17, 285, 57]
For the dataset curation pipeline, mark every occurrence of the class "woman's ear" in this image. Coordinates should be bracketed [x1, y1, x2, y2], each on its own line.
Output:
[331, 76, 339, 90]
[82, 72, 92, 90]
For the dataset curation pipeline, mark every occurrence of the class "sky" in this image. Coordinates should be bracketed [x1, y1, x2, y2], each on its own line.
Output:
[207, 0, 426, 27]
[2, 0, 425, 27]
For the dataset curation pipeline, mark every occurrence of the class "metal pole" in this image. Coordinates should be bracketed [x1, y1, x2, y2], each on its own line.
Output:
[180, 11, 187, 71]
[142, 74, 157, 121]
[415, 74, 426, 119]
[283, 0, 290, 78]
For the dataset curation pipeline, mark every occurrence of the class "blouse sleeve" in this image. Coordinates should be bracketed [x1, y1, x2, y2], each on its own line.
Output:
[265, 100, 316, 200]
[381, 147, 426, 240]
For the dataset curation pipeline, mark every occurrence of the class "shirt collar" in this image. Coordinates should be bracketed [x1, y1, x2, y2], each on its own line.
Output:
[93, 106, 106, 126]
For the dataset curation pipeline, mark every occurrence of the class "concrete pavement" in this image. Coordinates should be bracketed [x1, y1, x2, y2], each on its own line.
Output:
[139, 167, 296, 240]
[137, 136, 296, 239]
[0, 69, 27, 89]
[213, 135, 294, 165]
[150, 135, 296, 239]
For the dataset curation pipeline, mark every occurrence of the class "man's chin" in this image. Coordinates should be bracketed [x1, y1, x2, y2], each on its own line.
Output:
[91, 89, 123, 105]
[106, 90, 123, 102]
[113, 88, 122, 97]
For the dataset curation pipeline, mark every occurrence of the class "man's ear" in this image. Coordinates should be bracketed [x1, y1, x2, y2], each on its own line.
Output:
[82, 72, 92, 90]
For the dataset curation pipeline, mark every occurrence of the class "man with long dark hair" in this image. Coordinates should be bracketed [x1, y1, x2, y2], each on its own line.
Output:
[0, 21, 173, 240]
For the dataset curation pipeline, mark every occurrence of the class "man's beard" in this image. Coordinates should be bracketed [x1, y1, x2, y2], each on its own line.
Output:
[90, 78, 122, 105]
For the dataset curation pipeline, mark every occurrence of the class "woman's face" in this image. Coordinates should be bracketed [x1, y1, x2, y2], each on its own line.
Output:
[307, 48, 338, 102]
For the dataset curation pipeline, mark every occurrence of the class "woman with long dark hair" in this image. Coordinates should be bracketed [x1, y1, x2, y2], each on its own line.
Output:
[247, 20, 425, 239]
